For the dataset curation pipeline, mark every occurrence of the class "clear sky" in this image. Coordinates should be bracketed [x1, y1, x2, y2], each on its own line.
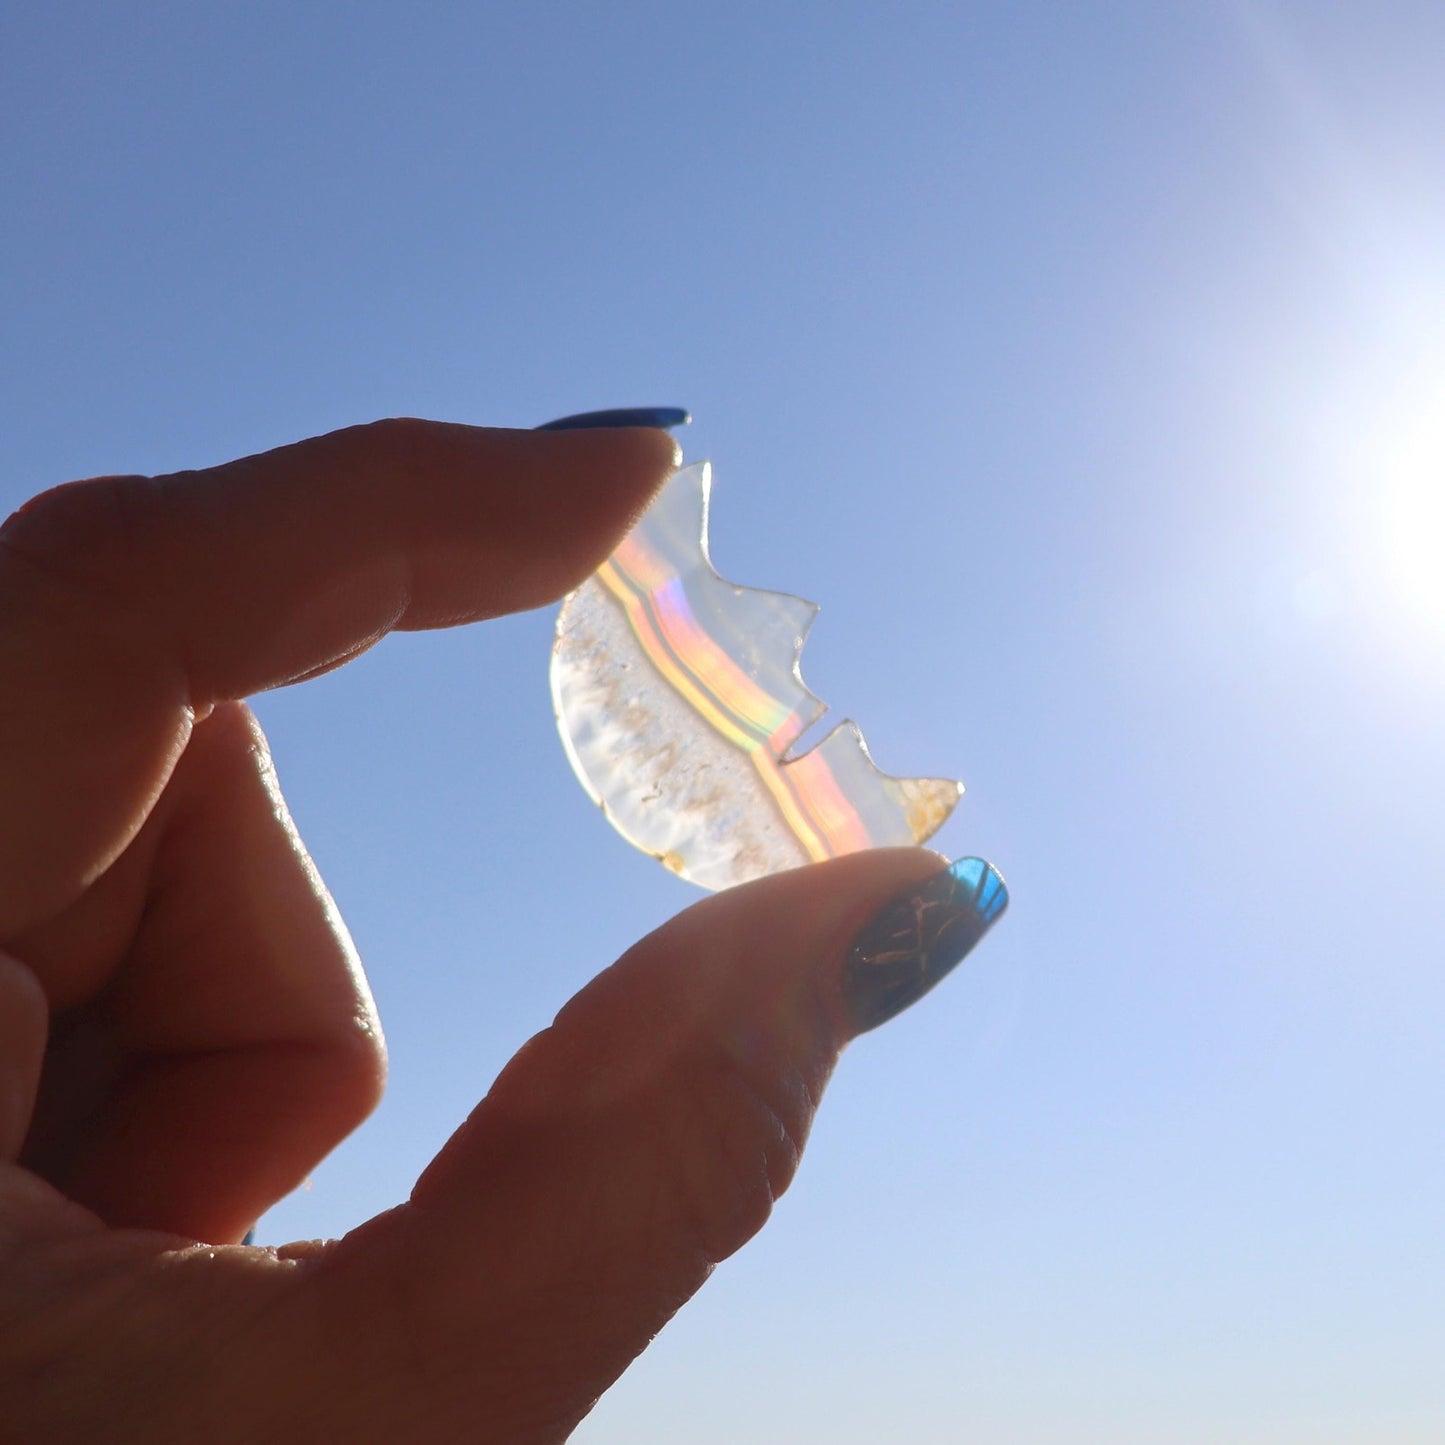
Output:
[4, 3, 1444, 1440]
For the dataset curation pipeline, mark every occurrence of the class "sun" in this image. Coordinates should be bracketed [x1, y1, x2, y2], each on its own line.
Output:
[1376, 379, 1445, 634]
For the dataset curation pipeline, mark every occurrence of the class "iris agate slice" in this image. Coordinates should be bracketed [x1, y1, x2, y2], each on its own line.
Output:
[550, 461, 963, 891]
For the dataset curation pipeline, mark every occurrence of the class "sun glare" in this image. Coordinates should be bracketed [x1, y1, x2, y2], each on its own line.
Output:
[1376, 380, 1445, 635]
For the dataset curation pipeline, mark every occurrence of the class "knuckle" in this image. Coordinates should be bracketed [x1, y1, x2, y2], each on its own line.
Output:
[659, 1043, 815, 1265]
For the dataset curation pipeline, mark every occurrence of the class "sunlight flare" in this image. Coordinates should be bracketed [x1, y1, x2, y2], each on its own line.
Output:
[1378, 383, 1445, 632]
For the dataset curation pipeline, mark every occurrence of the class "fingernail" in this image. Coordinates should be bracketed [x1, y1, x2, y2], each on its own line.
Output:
[536, 406, 692, 432]
[843, 857, 1009, 1035]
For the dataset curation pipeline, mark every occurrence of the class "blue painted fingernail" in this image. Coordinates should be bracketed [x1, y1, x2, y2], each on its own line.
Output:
[536, 406, 692, 432]
[844, 858, 1009, 1035]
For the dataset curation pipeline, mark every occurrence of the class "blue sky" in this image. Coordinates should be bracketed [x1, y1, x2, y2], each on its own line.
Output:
[4, 3, 1444, 1439]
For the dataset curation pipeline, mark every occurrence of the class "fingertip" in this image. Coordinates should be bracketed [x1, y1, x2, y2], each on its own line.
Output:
[841, 853, 1009, 1037]
[470, 422, 680, 605]
[528, 419, 681, 487]
[477, 848, 956, 1126]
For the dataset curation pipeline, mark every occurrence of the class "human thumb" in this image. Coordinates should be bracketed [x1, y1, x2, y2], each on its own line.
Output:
[305, 847, 1007, 1442]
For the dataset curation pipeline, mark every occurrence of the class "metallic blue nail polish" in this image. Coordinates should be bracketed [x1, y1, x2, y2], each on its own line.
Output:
[536, 406, 692, 432]
[844, 858, 1009, 1035]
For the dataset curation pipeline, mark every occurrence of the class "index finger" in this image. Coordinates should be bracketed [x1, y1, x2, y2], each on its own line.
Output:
[0, 419, 680, 934]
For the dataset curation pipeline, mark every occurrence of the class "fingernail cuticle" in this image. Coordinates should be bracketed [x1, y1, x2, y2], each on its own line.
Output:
[844, 858, 1008, 1035]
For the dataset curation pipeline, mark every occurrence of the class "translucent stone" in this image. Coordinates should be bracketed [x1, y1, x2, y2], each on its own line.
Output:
[550, 461, 963, 891]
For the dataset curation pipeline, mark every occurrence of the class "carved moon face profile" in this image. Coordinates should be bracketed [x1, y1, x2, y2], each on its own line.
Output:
[550, 460, 963, 891]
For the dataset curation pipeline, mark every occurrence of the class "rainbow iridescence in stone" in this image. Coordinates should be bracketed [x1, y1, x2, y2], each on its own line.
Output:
[550, 461, 963, 891]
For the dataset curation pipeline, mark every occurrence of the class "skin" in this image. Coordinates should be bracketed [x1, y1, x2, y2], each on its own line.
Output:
[0, 420, 948, 1443]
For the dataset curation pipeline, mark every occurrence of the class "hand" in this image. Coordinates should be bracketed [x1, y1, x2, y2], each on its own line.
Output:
[0, 420, 998, 1443]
